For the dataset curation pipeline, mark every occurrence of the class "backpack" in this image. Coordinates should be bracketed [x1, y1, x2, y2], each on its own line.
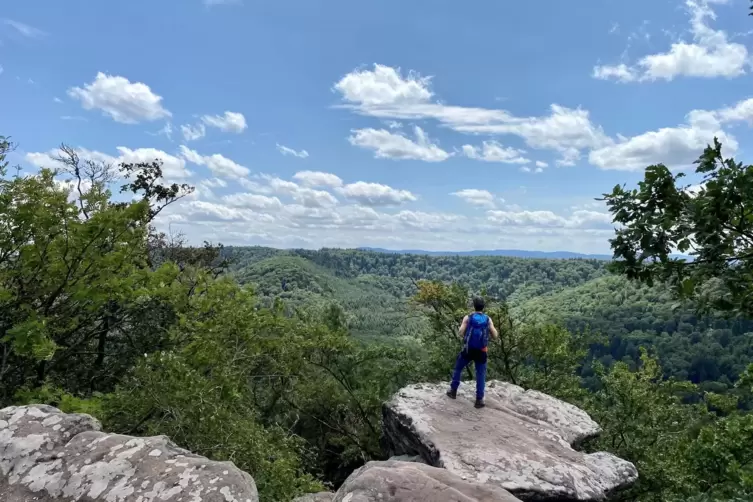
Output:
[464, 312, 490, 351]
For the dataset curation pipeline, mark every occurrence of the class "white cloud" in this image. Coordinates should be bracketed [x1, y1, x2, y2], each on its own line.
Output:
[116, 147, 192, 180]
[334, 63, 433, 106]
[593, 63, 637, 82]
[715, 97, 753, 124]
[487, 208, 612, 229]
[336, 181, 417, 206]
[264, 176, 339, 208]
[153, 122, 173, 141]
[179, 145, 249, 179]
[3, 19, 46, 39]
[222, 193, 283, 210]
[276, 144, 309, 158]
[535, 161, 548, 168]
[181, 123, 206, 141]
[520, 166, 544, 174]
[461, 141, 530, 164]
[556, 147, 581, 167]
[587, 97, 753, 170]
[26, 146, 192, 181]
[334, 64, 610, 161]
[201, 111, 247, 133]
[451, 189, 497, 208]
[348, 126, 451, 162]
[200, 178, 228, 192]
[394, 210, 464, 231]
[152, 180, 616, 253]
[293, 171, 343, 188]
[68, 73, 171, 124]
[593, 0, 748, 82]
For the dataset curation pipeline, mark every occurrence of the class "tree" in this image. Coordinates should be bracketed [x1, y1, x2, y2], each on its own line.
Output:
[0, 143, 195, 403]
[601, 139, 753, 318]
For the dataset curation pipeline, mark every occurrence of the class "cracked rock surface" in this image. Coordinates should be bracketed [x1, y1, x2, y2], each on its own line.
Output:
[333, 460, 522, 502]
[382, 381, 638, 501]
[0, 405, 258, 502]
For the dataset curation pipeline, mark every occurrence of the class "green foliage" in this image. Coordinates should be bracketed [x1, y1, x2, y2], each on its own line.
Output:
[411, 279, 589, 401]
[14, 384, 104, 416]
[7, 130, 753, 502]
[602, 139, 753, 318]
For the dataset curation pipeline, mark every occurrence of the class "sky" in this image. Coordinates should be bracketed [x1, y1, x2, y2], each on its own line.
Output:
[2, 0, 753, 254]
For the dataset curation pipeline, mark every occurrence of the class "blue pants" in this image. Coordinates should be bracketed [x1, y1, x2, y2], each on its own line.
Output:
[450, 349, 487, 400]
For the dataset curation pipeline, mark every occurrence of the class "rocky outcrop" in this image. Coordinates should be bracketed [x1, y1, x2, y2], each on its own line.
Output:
[292, 493, 335, 502]
[382, 381, 638, 501]
[333, 460, 522, 502]
[0, 405, 258, 502]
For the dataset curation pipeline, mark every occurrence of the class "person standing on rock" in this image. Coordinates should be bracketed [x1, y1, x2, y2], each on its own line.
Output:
[446, 296, 499, 408]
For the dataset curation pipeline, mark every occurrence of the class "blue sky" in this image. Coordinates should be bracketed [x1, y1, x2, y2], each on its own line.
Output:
[2, 0, 752, 253]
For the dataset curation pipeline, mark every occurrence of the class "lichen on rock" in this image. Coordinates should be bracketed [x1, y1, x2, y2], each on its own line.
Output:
[333, 460, 521, 502]
[382, 381, 639, 501]
[0, 405, 259, 502]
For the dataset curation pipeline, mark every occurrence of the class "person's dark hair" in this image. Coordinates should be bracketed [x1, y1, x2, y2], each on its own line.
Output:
[472, 296, 485, 312]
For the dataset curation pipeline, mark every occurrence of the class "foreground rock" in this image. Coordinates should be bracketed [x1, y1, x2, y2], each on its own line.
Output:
[383, 381, 638, 501]
[293, 493, 335, 502]
[0, 405, 258, 502]
[334, 460, 521, 502]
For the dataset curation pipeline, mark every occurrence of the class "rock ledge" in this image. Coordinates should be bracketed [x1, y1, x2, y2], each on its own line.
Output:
[0, 405, 258, 502]
[382, 381, 638, 501]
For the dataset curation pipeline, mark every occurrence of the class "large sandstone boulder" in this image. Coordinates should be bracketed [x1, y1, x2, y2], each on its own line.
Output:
[382, 381, 638, 501]
[333, 460, 521, 502]
[292, 493, 335, 502]
[0, 405, 258, 502]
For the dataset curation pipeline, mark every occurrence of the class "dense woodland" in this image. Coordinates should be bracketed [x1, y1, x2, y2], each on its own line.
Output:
[2, 128, 753, 502]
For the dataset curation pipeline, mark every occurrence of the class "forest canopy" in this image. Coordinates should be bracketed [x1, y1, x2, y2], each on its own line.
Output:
[3, 134, 753, 501]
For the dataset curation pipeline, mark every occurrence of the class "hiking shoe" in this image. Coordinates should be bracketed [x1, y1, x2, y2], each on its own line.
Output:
[446, 388, 457, 399]
[474, 399, 485, 409]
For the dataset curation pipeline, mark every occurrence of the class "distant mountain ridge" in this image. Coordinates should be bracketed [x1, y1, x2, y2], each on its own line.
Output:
[357, 247, 615, 260]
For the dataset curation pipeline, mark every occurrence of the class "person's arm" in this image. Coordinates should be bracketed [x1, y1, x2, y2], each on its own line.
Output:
[488, 317, 499, 340]
[458, 315, 469, 339]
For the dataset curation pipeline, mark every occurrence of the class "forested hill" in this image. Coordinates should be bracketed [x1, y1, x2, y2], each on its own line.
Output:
[226, 246, 609, 300]
[226, 246, 753, 394]
[358, 247, 615, 260]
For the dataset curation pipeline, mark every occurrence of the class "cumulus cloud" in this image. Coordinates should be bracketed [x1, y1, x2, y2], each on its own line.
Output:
[587, 97, 753, 170]
[593, 0, 748, 82]
[222, 193, 283, 210]
[293, 171, 343, 188]
[487, 208, 613, 229]
[179, 145, 250, 179]
[26, 146, 192, 181]
[263, 176, 339, 208]
[334, 64, 610, 161]
[348, 126, 451, 162]
[116, 147, 192, 180]
[277, 144, 309, 158]
[461, 141, 530, 164]
[68, 73, 171, 124]
[452, 189, 497, 208]
[201, 111, 247, 133]
[336, 181, 417, 206]
[334, 64, 433, 106]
